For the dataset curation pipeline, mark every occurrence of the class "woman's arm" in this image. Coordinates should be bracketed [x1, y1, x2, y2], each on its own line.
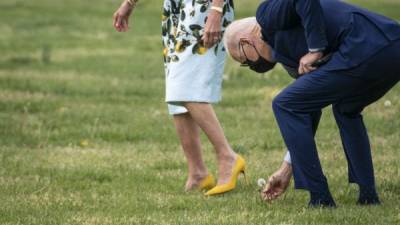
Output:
[202, 0, 224, 48]
[113, 0, 138, 32]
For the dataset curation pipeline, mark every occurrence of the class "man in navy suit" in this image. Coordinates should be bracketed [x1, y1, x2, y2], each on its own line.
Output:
[223, 0, 400, 207]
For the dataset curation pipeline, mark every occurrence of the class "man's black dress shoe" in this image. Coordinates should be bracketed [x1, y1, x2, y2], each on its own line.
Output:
[357, 186, 381, 205]
[308, 191, 337, 208]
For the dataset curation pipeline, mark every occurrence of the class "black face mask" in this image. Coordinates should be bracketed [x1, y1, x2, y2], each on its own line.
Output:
[245, 56, 276, 73]
[239, 39, 276, 73]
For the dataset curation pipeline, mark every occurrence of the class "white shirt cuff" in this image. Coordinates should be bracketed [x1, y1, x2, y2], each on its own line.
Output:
[309, 47, 325, 53]
[284, 151, 291, 164]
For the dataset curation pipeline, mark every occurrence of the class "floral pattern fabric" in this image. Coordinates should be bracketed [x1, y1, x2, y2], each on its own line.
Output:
[162, 0, 234, 63]
[161, 0, 235, 114]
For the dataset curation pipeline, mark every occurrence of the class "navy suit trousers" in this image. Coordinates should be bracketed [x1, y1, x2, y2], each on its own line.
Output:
[272, 40, 400, 193]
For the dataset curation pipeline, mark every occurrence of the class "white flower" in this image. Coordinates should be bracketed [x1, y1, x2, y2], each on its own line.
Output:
[257, 178, 266, 188]
[384, 100, 392, 107]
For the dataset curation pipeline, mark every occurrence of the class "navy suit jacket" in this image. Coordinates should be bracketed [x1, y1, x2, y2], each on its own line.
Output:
[256, 0, 400, 72]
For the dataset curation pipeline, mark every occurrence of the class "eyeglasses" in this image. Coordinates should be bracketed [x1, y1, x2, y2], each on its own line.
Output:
[238, 38, 261, 67]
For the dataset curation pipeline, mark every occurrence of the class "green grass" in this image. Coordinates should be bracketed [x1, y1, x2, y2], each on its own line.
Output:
[0, 0, 399, 224]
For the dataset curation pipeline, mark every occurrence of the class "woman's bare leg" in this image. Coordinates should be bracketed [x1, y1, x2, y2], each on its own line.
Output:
[184, 102, 237, 185]
[173, 113, 209, 191]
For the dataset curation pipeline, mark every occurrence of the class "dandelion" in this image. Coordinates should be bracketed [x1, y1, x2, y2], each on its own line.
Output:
[257, 178, 266, 188]
[384, 100, 392, 107]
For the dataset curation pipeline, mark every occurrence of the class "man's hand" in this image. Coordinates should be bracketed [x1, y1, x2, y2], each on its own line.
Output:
[298, 51, 323, 75]
[261, 161, 292, 202]
[113, 1, 134, 32]
[202, 9, 223, 48]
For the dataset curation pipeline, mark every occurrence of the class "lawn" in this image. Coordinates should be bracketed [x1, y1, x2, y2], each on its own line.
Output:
[0, 0, 399, 224]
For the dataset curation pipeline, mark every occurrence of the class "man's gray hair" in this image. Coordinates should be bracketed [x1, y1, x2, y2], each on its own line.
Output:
[223, 17, 258, 56]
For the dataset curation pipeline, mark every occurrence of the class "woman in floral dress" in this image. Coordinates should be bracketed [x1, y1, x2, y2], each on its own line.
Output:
[113, 0, 245, 195]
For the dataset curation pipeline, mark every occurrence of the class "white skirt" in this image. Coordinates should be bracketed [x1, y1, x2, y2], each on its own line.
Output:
[161, 0, 235, 114]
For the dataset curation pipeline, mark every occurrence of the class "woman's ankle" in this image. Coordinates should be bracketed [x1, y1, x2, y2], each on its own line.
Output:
[216, 149, 236, 162]
[188, 171, 209, 181]
[185, 173, 209, 191]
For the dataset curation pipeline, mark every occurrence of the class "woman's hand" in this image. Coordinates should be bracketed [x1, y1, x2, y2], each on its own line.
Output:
[202, 9, 223, 48]
[113, 1, 134, 32]
[298, 51, 323, 75]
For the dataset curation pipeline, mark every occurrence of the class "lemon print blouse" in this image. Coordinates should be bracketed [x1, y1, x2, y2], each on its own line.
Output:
[161, 0, 234, 115]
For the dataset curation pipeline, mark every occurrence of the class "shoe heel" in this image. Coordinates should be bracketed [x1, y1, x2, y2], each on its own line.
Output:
[241, 170, 249, 185]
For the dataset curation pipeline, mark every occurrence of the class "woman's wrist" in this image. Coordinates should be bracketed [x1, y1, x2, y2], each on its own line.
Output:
[210, 6, 223, 14]
[210, 0, 224, 15]
[212, 0, 225, 8]
[211, 0, 224, 7]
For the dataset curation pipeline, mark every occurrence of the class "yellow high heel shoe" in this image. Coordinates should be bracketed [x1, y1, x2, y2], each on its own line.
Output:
[205, 155, 246, 196]
[198, 174, 216, 191]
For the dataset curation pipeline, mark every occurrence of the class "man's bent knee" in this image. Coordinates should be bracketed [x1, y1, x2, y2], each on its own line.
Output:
[333, 104, 363, 118]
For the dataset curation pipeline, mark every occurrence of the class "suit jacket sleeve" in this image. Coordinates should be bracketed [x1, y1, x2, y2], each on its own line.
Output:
[258, 0, 328, 51]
